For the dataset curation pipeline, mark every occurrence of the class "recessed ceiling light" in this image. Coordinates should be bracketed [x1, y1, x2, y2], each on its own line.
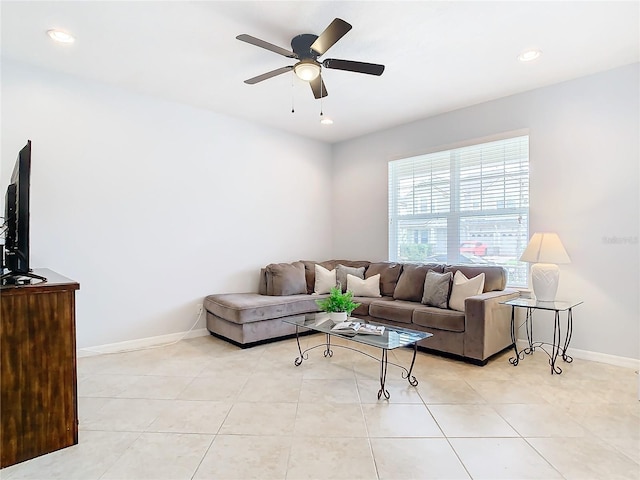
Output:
[518, 49, 541, 62]
[47, 29, 75, 44]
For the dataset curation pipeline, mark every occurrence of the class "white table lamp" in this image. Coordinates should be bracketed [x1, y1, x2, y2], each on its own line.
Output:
[520, 233, 571, 302]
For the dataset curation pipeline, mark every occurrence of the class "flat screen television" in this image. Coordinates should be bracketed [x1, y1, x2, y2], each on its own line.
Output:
[2, 140, 46, 284]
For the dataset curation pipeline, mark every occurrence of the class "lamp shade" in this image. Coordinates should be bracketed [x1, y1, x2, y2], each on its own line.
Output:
[519, 233, 571, 264]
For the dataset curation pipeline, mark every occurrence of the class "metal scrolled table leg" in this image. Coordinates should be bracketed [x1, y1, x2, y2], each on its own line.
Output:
[401, 341, 420, 386]
[323, 333, 333, 358]
[550, 310, 563, 374]
[509, 305, 522, 366]
[561, 308, 574, 363]
[294, 325, 305, 366]
[524, 308, 535, 354]
[378, 348, 390, 400]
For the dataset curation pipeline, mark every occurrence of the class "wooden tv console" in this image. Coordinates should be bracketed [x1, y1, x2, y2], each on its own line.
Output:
[0, 269, 80, 468]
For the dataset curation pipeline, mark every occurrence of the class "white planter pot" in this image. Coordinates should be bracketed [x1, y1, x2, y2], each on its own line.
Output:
[329, 311, 348, 322]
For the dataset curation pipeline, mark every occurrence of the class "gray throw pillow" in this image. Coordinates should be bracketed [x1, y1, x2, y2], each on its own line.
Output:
[336, 264, 365, 292]
[422, 270, 453, 308]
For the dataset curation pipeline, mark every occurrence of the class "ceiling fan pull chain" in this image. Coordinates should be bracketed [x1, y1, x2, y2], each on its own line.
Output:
[291, 71, 295, 113]
[319, 71, 324, 118]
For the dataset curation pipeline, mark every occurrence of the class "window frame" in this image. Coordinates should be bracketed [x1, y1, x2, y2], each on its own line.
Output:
[388, 132, 530, 287]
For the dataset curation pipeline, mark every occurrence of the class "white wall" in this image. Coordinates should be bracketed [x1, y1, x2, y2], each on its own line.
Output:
[3, 58, 638, 360]
[331, 64, 640, 360]
[1, 59, 333, 348]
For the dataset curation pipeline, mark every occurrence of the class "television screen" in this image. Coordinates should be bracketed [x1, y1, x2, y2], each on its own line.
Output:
[2, 140, 46, 283]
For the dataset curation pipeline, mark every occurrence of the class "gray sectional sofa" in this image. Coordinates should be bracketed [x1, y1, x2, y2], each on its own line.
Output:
[204, 260, 519, 364]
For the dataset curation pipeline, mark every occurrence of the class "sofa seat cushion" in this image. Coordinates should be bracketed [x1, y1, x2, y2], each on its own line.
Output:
[351, 295, 394, 317]
[204, 293, 321, 325]
[412, 305, 465, 332]
[369, 299, 417, 324]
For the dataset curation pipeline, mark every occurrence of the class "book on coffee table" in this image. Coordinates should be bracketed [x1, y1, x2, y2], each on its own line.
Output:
[331, 321, 361, 334]
[358, 323, 385, 336]
[331, 321, 385, 336]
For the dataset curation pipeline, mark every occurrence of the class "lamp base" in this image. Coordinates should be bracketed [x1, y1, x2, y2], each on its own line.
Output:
[531, 263, 560, 302]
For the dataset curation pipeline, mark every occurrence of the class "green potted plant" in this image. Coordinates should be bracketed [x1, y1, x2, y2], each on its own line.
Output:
[315, 286, 361, 322]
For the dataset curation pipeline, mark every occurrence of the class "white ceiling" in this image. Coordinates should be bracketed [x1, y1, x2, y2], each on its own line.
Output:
[1, 1, 638, 144]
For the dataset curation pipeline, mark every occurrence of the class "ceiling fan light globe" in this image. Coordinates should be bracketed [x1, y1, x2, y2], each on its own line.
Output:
[294, 61, 320, 82]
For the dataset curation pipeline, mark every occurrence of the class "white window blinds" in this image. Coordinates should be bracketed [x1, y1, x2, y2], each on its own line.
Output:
[388, 135, 529, 286]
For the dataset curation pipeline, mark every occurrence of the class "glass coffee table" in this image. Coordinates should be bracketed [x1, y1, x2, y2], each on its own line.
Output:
[283, 313, 432, 399]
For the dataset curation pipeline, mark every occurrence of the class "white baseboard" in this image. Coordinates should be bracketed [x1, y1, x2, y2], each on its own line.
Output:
[516, 339, 639, 370]
[77, 328, 210, 357]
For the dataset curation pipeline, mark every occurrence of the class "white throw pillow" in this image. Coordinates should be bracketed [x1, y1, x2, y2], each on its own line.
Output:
[347, 273, 381, 297]
[448, 270, 485, 312]
[314, 264, 336, 294]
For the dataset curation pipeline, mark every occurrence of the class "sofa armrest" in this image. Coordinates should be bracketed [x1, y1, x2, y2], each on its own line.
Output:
[463, 288, 520, 361]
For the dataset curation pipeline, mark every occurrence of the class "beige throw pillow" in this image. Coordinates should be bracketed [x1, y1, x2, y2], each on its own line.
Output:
[449, 270, 485, 312]
[314, 264, 336, 294]
[347, 273, 381, 297]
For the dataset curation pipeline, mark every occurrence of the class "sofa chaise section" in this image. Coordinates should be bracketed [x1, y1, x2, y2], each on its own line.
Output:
[204, 293, 320, 346]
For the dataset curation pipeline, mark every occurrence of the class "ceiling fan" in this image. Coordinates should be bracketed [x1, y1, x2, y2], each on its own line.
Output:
[237, 18, 385, 99]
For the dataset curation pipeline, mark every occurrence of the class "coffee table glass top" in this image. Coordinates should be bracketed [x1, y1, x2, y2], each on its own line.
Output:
[283, 313, 431, 349]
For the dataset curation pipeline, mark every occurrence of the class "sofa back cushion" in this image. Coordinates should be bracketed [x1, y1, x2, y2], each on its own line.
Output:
[444, 265, 506, 292]
[365, 262, 402, 297]
[265, 262, 307, 296]
[258, 268, 268, 295]
[330, 260, 371, 270]
[393, 263, 444, 302]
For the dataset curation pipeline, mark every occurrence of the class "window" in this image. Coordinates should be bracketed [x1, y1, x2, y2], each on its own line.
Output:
[388, 135, 529, 286]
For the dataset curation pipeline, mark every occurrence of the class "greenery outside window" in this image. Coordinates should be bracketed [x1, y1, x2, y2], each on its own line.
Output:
[388, 134, 529, 287]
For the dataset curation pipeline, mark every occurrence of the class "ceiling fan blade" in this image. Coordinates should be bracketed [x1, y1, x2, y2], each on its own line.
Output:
[323, 58, 385, 76]
[236, 34, 296, 58]
[244, 66, 293, 84]
[310, 18, 352, 56]
[310, 75, 328, 99]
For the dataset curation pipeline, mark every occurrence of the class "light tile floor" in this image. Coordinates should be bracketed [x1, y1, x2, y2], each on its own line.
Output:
[2, 334, 639, 480]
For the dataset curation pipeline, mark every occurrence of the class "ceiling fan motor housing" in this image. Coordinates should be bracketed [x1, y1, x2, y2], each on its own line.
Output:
[291, 34, 320, 60]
